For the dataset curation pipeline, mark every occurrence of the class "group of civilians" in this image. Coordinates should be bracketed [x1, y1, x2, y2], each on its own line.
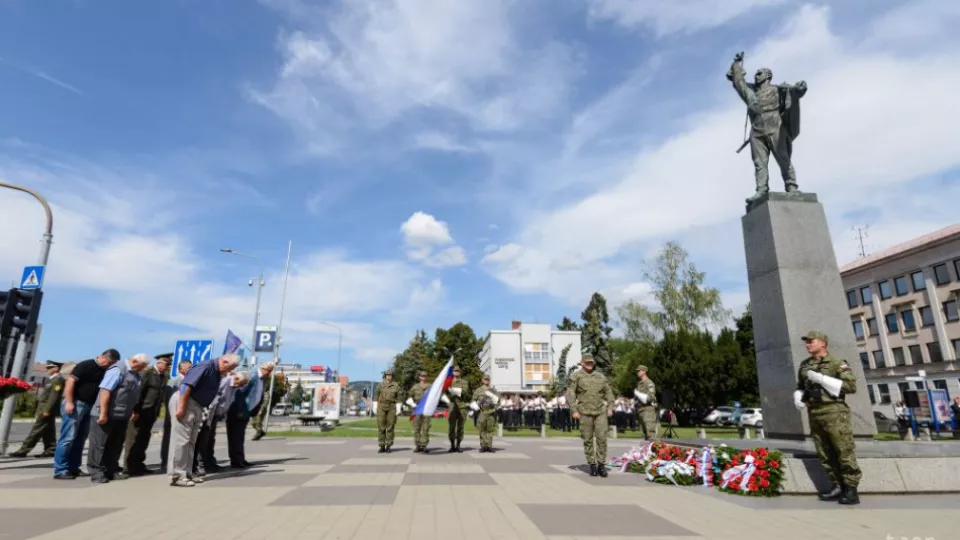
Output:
[52, 348, 275, 487]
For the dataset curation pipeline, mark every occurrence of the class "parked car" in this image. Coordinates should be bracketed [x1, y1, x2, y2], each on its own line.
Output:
[739, 408, 763, 428]
[873, 410, 900, 433]
[271, 403, 290, 416]
[703, 406, 735, 425]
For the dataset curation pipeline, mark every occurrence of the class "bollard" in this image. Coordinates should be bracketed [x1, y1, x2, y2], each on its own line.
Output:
[743, 428, 751, 439]
[610, 427, 617, 439]
[906, 429, 915, 441]
[919, 426, 932, 441]
[758, 428, 765, 440]
[540, 424, 546, 438]
[697, 428, 706, 439]
[498, 423, 504, 438]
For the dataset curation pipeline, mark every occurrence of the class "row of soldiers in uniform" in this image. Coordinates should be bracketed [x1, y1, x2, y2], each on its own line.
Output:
[494, 393, 656, 435]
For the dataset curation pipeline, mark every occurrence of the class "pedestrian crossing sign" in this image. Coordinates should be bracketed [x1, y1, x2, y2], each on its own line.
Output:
[20, 265, 45, 290]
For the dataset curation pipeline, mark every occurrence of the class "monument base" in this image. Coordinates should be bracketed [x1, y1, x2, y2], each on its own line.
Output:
[742, 191, 877, 440]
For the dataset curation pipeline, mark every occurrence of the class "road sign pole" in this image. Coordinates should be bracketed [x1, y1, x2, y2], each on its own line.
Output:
[0, 332, 30, 454]
[263, 240, 292, 433]
[250, 272, 263, 371]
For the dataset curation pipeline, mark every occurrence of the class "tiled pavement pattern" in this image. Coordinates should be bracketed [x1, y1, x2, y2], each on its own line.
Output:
[0, 436, 955, 539]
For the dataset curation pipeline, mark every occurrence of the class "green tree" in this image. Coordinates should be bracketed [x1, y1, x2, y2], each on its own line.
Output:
[653, 329, 718, 411]
[289, 380, 307, 406]
[609, 338, 656, 398]
[432, 322, 484, 392]
[552, 343, 573, 396]
[581, 292, 614, 374]
[391, 329, 433, 391]
[557, 317, 580, 331]
[616, 241, 731, 340]
[733, 305, 759, 405]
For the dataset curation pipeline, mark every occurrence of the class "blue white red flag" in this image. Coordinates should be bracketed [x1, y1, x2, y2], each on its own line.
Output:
[223, 330, 242, 355]
[411, 358, 454, 418]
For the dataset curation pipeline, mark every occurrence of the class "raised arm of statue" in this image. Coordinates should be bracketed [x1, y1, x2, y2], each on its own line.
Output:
[792, 80, 808, 98]
[727, 54, 754, 104]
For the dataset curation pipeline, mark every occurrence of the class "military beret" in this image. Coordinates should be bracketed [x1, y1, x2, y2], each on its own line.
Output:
[801, 330, 828, 344]
[482, 374, 490, 380]
[636, 365, 648, 372]
[383, 369, 394, 375]
[419, 371, 427, 376]
[452, 365, 461, 371]
[154, 352, 174, 360]
[581, 355, 595, 363]
[45, 360, 64, 368]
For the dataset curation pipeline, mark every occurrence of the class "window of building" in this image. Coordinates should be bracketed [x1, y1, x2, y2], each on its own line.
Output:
[892, 347, 906, 366]
[955, 259, 960, 283]
[944, 300, 959, 322]
[910, 271, 926, 291]
[894, 276, 909, 296]
[867, 385, 877, 405]
[928, 342, 944, 363]
[873, 350, 886, 369]
[859, 352, 870, 370]
[901, 309, 917, 332]
[860, 286, 872, 304]
[919, 305, 934, 327]
[897, 382, 910, 402]
[879, 280, 892, 299]
[523, 342, 550, 363]
[877, 383, 892, 404]
[914, 381, 924, 390]
[933, 379, 949, 392]
[953, 338, 960, 359]
[885, 313, 899, 334]
[851, 320, 865, 340]
[866, 317, 878, 336]
[524, 363, 551, 383]
[934, 264, 951, 286]
[908, 344, 923, 364]
[846, 290, 858, 308]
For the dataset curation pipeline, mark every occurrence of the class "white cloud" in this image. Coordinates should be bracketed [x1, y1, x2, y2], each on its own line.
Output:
[584, 0, 787, 36]
[251, 0, 576, 152]
[483, 3, 960, 312]
[412, 131, 477, 153]
[400, 211, 467, 267]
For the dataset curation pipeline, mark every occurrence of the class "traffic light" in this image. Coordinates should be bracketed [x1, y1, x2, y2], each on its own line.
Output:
[5, 289, 44, 338]
[0, 289, 14, 338]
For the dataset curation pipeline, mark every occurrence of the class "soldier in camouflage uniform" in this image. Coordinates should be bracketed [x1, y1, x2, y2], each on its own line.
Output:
[566, 355, 614, 477]
[9, 361, 65, 457]
[795, 331, 862, 505]
[634, 365, 658, 439]
[446, 366, 469, 453]
[375, 369, 401, 453]
[472, 374, 497, 453]
[409, 371, 432, 452]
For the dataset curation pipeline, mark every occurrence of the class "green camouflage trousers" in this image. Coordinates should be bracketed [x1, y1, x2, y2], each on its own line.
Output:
[580, 413, 609, 465]
[477, 409, 496, 448]
[637, 407, 658, 439]
[809, 408, 862, 488]
[412, 414, 431, 447]
[377, 405, 397, 447]
[448, 407, 466, 444]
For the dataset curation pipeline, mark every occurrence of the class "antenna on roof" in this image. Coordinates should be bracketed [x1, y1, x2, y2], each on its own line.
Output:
[853, 225, 869, 258]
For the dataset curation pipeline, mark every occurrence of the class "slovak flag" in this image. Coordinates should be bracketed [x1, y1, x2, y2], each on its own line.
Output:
[410, 358, 454, 419]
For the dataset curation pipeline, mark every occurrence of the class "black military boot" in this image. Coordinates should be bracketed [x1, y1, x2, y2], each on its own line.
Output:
[589, 464, 598, 477]
[598, 465, 608, 478]
[378, 445, 385, 454]
[838, 486, 860, 505]
[385, 446, 392, 454]
[8, 450, 28, 458]
[456, 442, 463, 453]
[448, 443, 456, 453]
[817, 484, 843, 501]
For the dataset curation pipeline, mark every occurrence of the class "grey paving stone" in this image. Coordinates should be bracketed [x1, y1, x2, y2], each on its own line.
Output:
[518, 503, 697, 536]
[473, 459, 559, 474]
[697, 490, 960, 510]
[3, 476, 96, 489]
[269, 486, 400, 506]
[571, 469, 659, 487]
[200, 471, 316, 487]
[401, 473, 496, 486]
[0, 508, 122, 540]
[328, 464, 409, 474]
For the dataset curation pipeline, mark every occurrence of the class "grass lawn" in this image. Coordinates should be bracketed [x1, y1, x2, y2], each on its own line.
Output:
[268, 417, 748, 440]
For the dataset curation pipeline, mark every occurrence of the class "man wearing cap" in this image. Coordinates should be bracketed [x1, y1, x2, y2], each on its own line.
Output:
[634, 365, 658, 439]
[374, 369, 401, 453]
[123, 353, 171, 476]
[9, 361, 65, 458]
[566, 354, 614, 477]
[796, 331, 862, 505]
[409, 371, 432, 452]
[88, 353, 150, 483]
[471, 374, 498, 452]
[446, 366, 469, 452]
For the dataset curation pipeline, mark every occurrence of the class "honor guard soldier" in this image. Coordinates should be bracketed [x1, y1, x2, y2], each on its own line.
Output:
[409, 371, 432, 452]
[566, 354, 614, 477]
[375, 369, 401, 453]
[446, 366, 469, 452]
[795, 331, 862, 505]
[634, 365, 658, 439]
[9, 361, 65, 457]
[471, 374, 498, 452]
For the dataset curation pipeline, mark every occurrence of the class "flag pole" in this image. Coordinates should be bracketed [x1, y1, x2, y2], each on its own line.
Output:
[264, 240, 292, 433]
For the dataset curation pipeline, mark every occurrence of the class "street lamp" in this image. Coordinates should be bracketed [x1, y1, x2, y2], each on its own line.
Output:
[220, 248, 264, 369]
[317, 321, 343, 380]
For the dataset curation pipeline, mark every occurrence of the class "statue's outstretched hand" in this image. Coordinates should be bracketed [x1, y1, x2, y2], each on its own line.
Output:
[734, 51, 744, 62]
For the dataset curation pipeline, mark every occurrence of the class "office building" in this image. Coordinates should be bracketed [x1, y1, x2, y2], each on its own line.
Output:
[840, 223, 960, 414]
[479, 321, 582, 394]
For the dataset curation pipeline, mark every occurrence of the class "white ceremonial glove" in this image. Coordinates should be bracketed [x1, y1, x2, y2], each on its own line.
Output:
[396, 403, 402, 414]
[440, 395, 451, 405]
[406, 397, 417, 408]
[485, 391, 500, 405]
[372, 402, 378, 414]
[819, 374, 843, 398]
[634, 390, 649, 404]
[450, 387, 462, 397]
[793, 390, 805, 410]
[805, 370, 824, 384]
[470, 401, 480, 411]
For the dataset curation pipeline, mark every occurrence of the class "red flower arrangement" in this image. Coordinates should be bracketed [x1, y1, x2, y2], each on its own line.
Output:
[0, 376, 32, 401]
[716, 446, 786, 497]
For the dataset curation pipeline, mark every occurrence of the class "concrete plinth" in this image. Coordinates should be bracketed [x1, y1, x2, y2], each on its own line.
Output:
[741, 192, 877, 439]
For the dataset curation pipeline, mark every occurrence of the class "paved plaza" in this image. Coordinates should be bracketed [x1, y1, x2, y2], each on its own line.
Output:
[0, 434, 954, 540]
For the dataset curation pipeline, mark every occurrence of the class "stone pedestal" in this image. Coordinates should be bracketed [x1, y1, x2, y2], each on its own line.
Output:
[742, 192, 877, 440]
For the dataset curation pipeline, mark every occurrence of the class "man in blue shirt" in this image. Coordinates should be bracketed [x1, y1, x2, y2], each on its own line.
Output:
[87, 353, 150, 483]
[167, 354, 239, 487]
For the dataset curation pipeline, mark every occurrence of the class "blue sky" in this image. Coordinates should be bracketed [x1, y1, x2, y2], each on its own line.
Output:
[2, 0, 959, 382]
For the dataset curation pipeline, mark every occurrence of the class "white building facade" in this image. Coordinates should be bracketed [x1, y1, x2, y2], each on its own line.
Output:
[479, 321, 582, 394]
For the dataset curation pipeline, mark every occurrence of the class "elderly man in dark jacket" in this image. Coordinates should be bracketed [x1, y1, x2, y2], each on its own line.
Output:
[123, 353, 171, 476]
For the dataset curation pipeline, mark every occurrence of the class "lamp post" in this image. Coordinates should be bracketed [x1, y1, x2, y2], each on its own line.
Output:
[219, 248, 263, 369]
[0, 181, 54, 455]
[263, 240, 292, 432]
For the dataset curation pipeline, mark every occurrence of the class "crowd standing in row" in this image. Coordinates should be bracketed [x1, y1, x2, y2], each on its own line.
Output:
[9, 349, 275, 487]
